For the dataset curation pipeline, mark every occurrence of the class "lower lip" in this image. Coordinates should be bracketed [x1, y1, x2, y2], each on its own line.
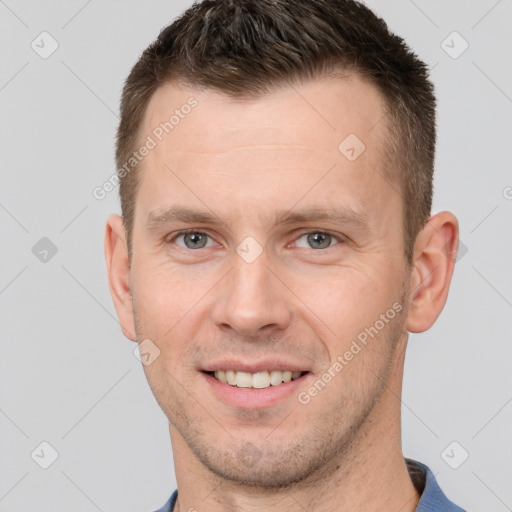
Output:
[201, 372, 309, 409]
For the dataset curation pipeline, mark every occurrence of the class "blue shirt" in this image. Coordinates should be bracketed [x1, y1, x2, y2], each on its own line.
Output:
[153, 458, 466, 512]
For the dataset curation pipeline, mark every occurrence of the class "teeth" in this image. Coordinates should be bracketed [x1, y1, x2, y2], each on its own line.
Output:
[226, 370, 237, 385]
[236, 371, 252, 388]
[252, 371, 270, 389]
[269, 370, 283, 386]
[213, 369, 304, 389]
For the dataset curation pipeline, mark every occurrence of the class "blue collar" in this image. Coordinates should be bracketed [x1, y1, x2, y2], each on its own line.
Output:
[154, 459, 466, 512]
[405, 458, 466, 512]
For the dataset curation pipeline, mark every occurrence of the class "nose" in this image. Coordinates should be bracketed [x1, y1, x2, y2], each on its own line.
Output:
[210, 248, 292, 338]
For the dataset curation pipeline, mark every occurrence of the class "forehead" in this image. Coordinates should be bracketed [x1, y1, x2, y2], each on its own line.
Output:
[143, 74, 387, 157]
[135, 75, 396, 231]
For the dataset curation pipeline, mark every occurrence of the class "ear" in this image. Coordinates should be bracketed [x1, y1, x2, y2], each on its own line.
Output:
[104, 214, 136, 341]
[405, 211, 459, 333]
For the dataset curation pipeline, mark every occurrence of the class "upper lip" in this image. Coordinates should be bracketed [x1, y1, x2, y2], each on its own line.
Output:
[201, 359, 311, 373]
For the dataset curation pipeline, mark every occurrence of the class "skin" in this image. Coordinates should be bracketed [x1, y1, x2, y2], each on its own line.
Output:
[105, 75, 459, 512]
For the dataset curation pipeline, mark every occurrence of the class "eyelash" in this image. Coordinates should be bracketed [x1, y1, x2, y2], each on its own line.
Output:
[167, 229, 344, 250]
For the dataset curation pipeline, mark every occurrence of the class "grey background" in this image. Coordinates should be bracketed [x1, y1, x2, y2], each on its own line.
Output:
[1, 0, 511, 511]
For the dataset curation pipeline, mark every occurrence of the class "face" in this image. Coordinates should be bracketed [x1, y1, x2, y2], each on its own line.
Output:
[126, 76, 412, 486]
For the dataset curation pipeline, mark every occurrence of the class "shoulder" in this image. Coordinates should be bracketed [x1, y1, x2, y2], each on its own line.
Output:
[151, 465, 469, 512]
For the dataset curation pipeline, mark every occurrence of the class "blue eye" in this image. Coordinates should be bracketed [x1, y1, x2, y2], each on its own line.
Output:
[294, 231, 340, 250]
[173, 231, 215, 249]
[169, 230, 342, 251]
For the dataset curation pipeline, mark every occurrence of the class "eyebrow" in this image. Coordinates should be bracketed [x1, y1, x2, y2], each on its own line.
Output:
[146, 205, 371, 233]
[146, 206, 227, 232]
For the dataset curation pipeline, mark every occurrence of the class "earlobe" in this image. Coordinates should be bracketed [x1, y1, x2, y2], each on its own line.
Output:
[104, 214, 137, 341]
[405, 211, 459, 334]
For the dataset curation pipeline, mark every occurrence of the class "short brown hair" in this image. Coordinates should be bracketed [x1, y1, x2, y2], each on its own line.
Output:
[116, 0, 436, 264]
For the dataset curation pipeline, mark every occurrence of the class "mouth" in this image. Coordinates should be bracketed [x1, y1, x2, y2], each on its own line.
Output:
[204, 369, 309, 389]
[200, 360, 313, 408]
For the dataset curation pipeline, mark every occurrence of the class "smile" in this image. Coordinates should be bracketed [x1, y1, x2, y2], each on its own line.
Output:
[210, 370, 306, 389]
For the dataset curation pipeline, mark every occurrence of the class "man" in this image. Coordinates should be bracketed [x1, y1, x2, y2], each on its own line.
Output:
[105, 0, 465, 510]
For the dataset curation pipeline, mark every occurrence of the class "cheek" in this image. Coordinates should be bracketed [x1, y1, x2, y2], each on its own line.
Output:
[131, 260, 220, 384]
[292, 266, 397, 342]
[132, 258, 207, 336]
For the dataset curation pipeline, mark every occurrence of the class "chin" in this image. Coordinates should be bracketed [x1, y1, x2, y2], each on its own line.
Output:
[201, 453, 320, 488]
[184, 433, 343, 489]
